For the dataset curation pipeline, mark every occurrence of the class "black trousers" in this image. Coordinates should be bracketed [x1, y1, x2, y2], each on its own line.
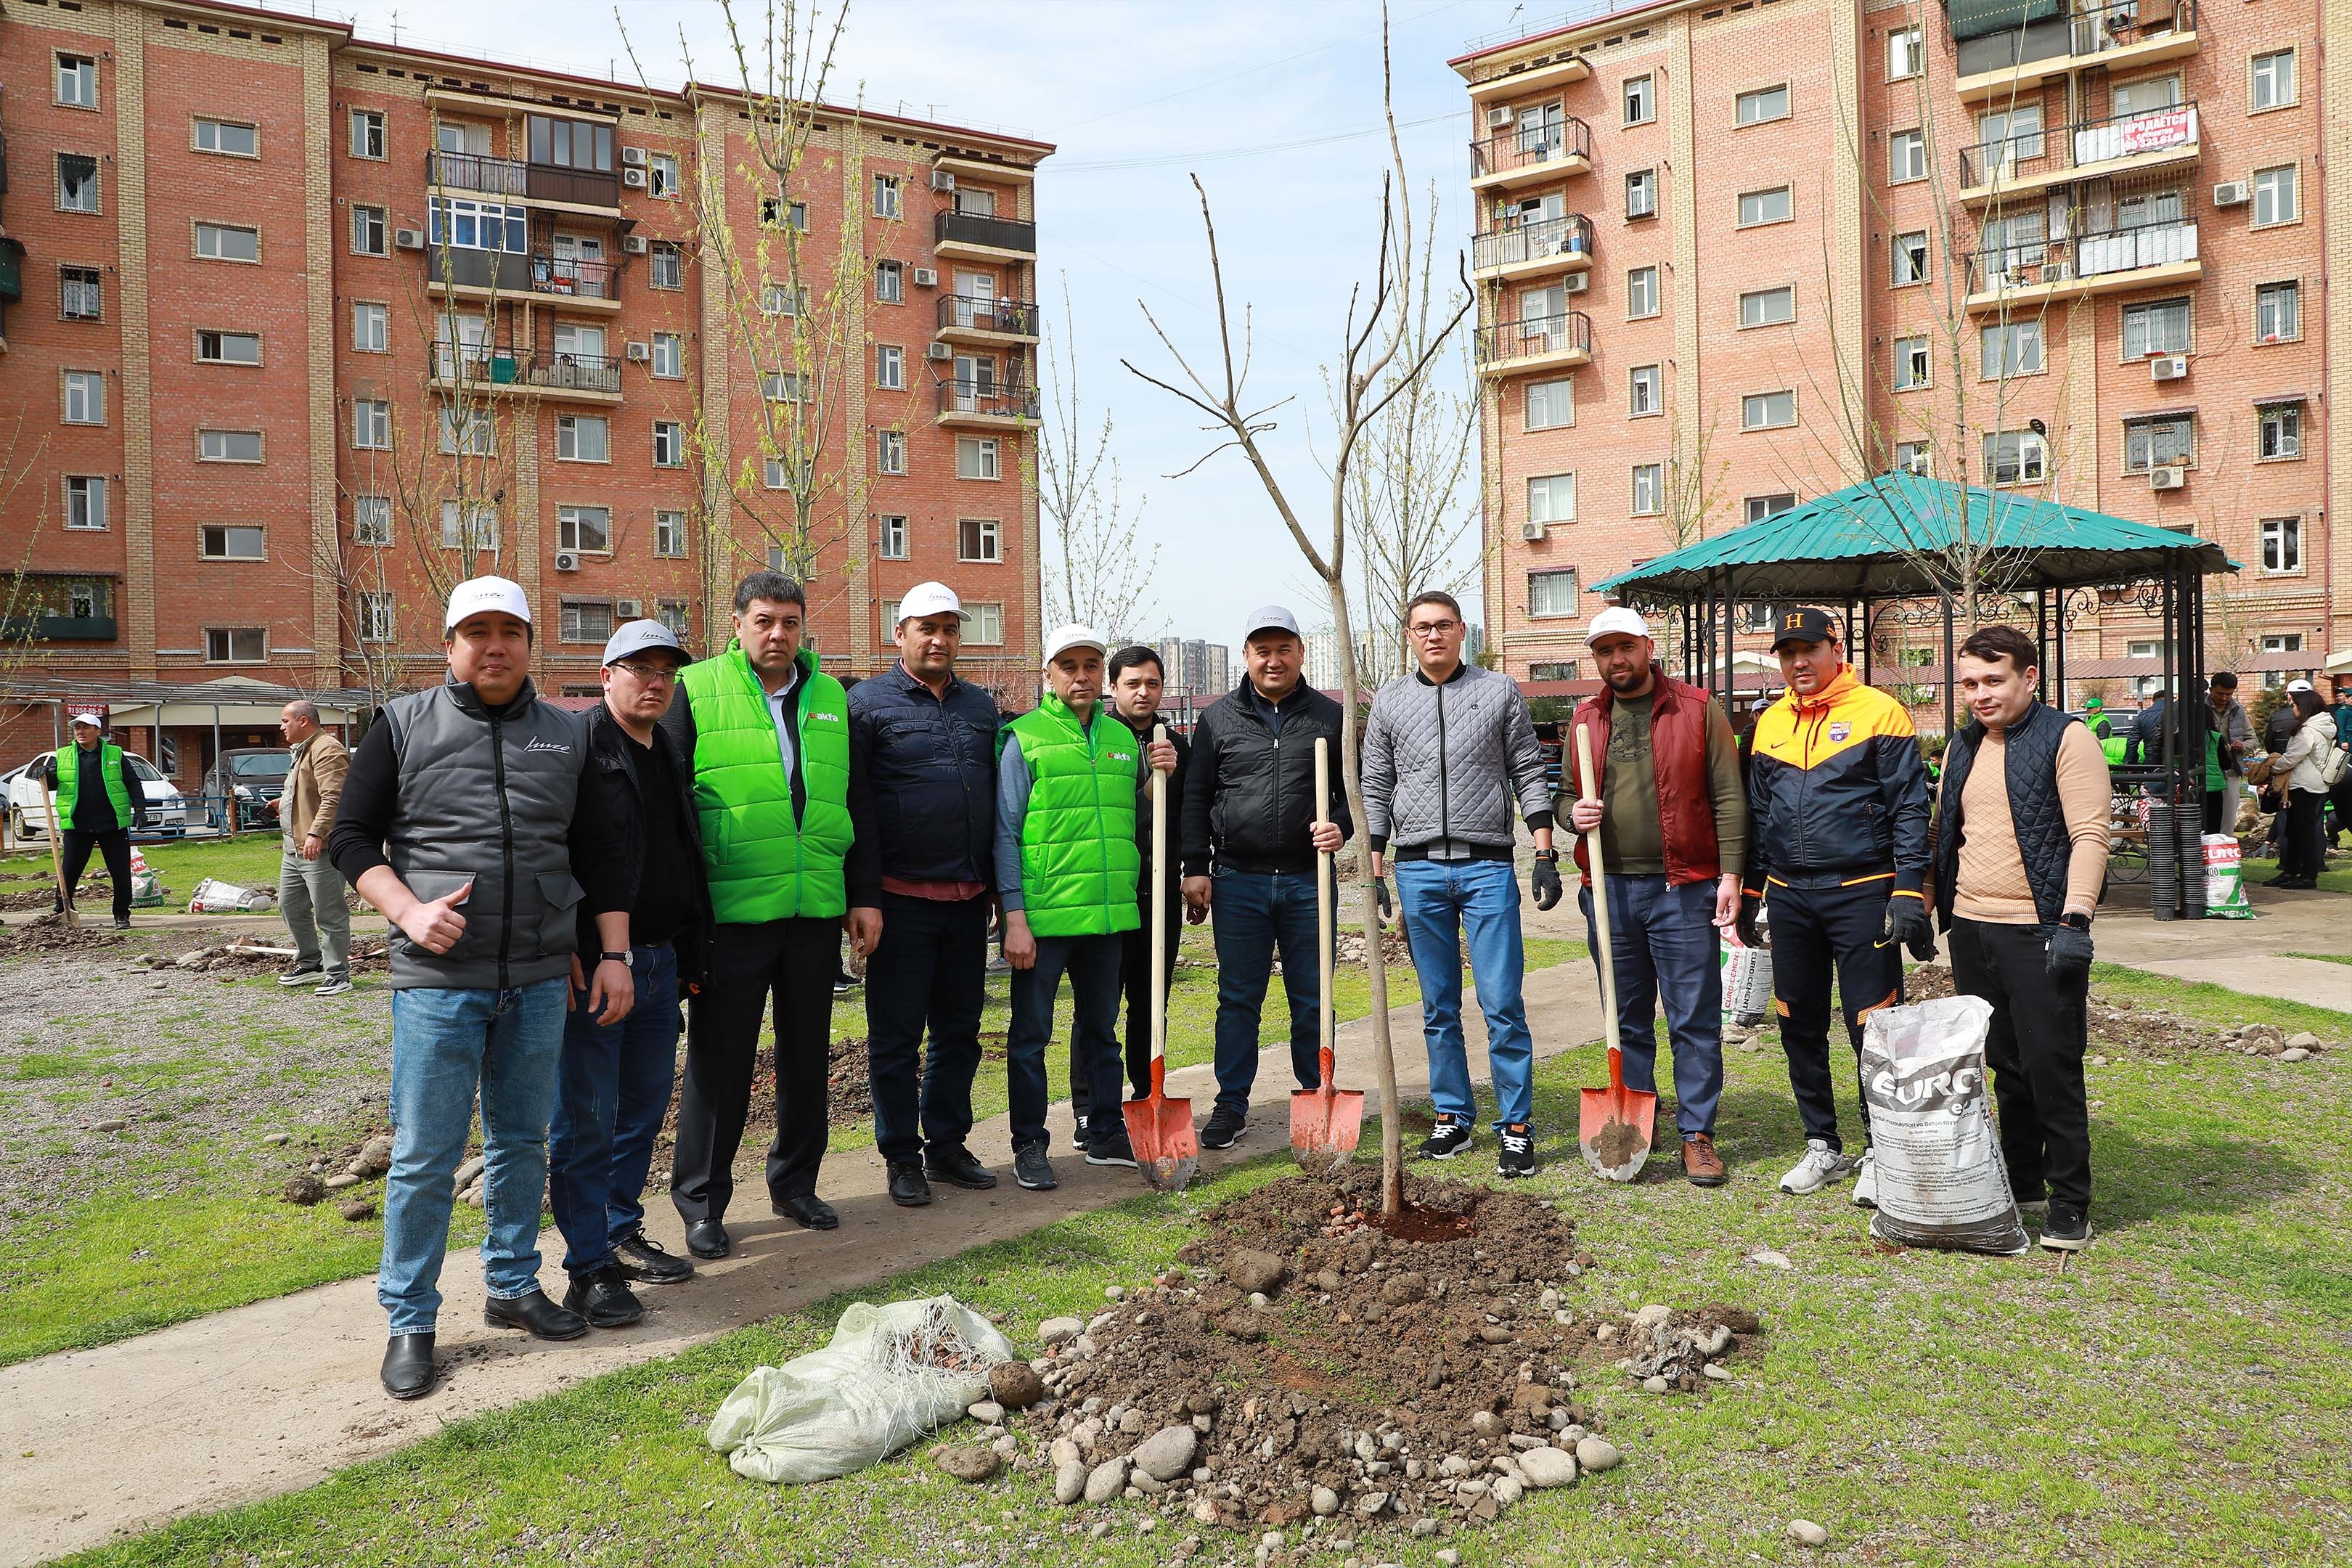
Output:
[1768, 878, 1904, 1153]
[2282, 789, 2327, 881]
[864, 891, 989, 1166]
[1071, 892, 1182, 1124]
[2201, 788, 2225, 836]
[1948, 917, 2091, 1209]
[671, 915, 838, 1222]
[60, 829, 134, 923]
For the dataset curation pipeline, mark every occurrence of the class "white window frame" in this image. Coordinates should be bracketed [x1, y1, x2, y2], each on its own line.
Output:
[1626, 265, 1659, 319]
[1894, 440, 1930, 476]
[439, 407, 494, 457]
[348, 108, 385, 160]
[651, 332, 685, 378]
[56, 53, 98, 110]
[205, 627, 267, 663]
[1527, 472, 1576, 525]
[873, 173, 902, 219]
[1888, 26, 1924, 82]
[1734, 84, 1790, 128]
[1745, 494, 1797, 524]
[966, 602, 1005, 646]
[877, 343, 905, 390]
[60, 266, 102, 321]
[2259, 515, 2302, 574]
[358, 592, 396, 643]
[1622, 74, 1654, 127]
[1625, 168, 1657, 219]
[2257, 403, 2301, 462]
[1524, 377, 1574, 431]
[879, 514, 910, 560]
[560, 598, 616, 645]
[2121, 297, 2192, 361]
[1738, 186, 1792, 228]
[1741, 389, 1796, 430]
[1983, 430, 2047, 484]
[63, 370, 106, 426]
[957, 517, 1003, 563]
[648, 152, 680, 199]
[57, 153, 101, 214]
[1631, 463, 1663, 516]
[195, 222, 261, 263]
[1890, 129, 1927, 184]
[1739, 285, 1794, 328]
[649, 242, 684, 290]
[352, 399, 391, 451]
[351, 205, 387, 257]
[876, 259, 905, 303]
[878, 430, 908, 475]
[197, 330, 263, 367]
[1980, 319, 2044, 378]
[199, 428, 264, 463]
[194, 118, 258, 158]
[2122, 415, 2194, 475]
[558, 504, 613, 554]
[957, 436, 1000, 480]
[1892, 230, 1929, 287]
[653, 420, 686, 468]
[2254, 281, 2300, 345]
[2249, 49, 2297, 113]
[1528, 568, 1580, 618]
[353, 302, 389, 354]
[558, 414, 611, 463]
[2251, 164, 2298, 228]
[654, 510, 689, 558]
[1629, 364, 1662, 417]
[66, 475, 109, 531]
[351, 494, 392, 545]
[1893, 335, 1931, 391]
[200, 524, 267, 561]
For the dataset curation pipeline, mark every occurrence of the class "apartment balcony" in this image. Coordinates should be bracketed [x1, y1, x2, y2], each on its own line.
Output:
[1474, 310, 1592, 376]
[1470, 213, 1593, 282]
[1962, 218, 2200, 314]
[935, 293, 1042, 346]
[1958, 101, 2199, 204]
[426, 150, 621, 216]
[425, 247, 624, 311]
[935, 378, 1039, 428]
[1953, 0, 2197, 105]
[933, 210, 1037, 262]
[1469, 118, 1592, 192]
[431, 346, 625, 402]
[1464, 49, 1591, 102]
[0, 614, 117, 642]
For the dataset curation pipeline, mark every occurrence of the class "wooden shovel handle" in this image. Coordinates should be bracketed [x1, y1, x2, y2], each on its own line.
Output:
[1575, 724, 1621, 1069]
[1316, 736, 1334, 1064]
[1151, 724, 1168, 1069]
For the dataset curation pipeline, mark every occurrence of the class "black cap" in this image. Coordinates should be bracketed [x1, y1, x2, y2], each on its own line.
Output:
[1767, 606, 1839, 652]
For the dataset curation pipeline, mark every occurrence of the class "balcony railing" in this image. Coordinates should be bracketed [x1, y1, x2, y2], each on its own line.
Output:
[2065, 0, 2197, 62]
[936, 378, 1040, 420]
[1470, 117, 1591, 179]
[525, 348, 624, 394]
[425, 150, 620, 210]
[1964, 216, 2199, 294]
[1470, 212, 1593, 272]
[1474, 309, 1591, 366]
[526, 162, 621, 209]
[428, 246, 618, 301]
[1959, 100, 2199, 188]
[433, 345, 624, 394]
[934, 210, 1037, 255]
[1, 613, 117, 642]
[936, 293, 1041, 336]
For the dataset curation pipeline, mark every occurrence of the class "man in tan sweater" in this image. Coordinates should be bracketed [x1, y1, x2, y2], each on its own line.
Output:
[1933, 626, 2110, 1253]
[277, 701, 352, 995]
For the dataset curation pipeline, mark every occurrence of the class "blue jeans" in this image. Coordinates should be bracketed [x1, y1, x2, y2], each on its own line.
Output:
[1580, 875, 1723, 1136]
[1008, 931, 1124, 1152]
[865, 892, 989, 1164]
[1209, 867, 1323, 1116]
[549, 942, 681, 1278]
[381, 976, 568, 1334]
[1395, 858, 1533, 1128]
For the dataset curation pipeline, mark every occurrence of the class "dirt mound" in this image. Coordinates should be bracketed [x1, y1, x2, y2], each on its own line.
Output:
[0, 911, 128, 955]
[131, 939, 391, 981]
[1907, 964, 2335, 1058]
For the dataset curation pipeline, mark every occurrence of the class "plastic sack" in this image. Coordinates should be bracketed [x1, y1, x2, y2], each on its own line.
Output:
[187, 877, 275, 913]
[2201, 833, 2253, 918]
[708, 1295, 1014, 1485]
[1861, 995, 2030, 1256]
[126, 846, 166, 908]
[1719, 934, 1773, 1028]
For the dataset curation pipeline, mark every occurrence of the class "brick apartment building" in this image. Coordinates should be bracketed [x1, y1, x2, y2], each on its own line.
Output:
[0, 0, 1047, 791]
[1456, 0, 2348, 715]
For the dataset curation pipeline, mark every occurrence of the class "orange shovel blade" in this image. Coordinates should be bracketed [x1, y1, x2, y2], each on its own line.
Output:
[1123, 1090, 1199, 1194]
[1290, 1082, 1366, 1176]
[1578, 1082, 1657, 1183]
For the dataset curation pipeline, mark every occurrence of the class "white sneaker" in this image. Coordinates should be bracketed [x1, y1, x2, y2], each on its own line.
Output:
[1851, 1148, 1878, 1209]
[1778, 1138, 1856, 1195]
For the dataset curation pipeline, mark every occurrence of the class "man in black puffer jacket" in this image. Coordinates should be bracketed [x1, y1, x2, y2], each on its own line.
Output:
[1180, 607, 1352, 1150]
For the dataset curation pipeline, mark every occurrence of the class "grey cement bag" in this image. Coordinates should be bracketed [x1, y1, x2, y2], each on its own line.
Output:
[1861, 995, 2030, 1256]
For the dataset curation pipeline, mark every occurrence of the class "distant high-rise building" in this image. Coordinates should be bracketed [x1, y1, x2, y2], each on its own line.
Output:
[1154, 637, 1232, 698]
[1304, 630, 1343, 693]
[1203, 642, 1232, 696]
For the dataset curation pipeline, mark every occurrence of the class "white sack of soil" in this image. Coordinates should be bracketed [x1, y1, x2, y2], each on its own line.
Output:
[1860, 995, 2030, 1256]
[708, 1296, 1014, 1484]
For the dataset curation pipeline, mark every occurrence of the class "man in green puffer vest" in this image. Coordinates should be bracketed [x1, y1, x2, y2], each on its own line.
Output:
[995, 625, 1177, 1193]
[44, 712, 149, 928]
[661, 572, 878, 1252]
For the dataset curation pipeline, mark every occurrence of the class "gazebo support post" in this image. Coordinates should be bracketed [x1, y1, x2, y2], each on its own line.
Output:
[1720, 570, 1739, 710]
[1941, 595, 1957, 738]
[1859, 598, 1874, 686]
[2034, 590, 2051, 706]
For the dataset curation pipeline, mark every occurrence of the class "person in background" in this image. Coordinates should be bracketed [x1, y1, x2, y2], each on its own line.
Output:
[44, 713, 149, 929]
[275, 701, 352, 995]
[2122, 687, 2170, 767]
[2330, 679, 2352, 849]
[2081, 695, 2126, 767]
[2204, 673, 2252, 836]
[1937, 626, 2112, 1253]
[2267, 686, 2337, 889]
[2263, 682, 2312, 857]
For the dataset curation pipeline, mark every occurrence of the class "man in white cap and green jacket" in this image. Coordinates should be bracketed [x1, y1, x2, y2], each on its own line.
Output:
[44, 712, 148, 928]
[661, 571, 878, 1253]
[995, 624, 1176, 1191]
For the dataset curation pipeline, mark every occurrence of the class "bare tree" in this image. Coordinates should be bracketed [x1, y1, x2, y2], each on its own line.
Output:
[1038, 274, 1159, 639]
[1124, 7, 1469, 1217]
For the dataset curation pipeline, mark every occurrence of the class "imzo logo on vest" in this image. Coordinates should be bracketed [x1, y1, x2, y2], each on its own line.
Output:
[523, 738, 573, 754]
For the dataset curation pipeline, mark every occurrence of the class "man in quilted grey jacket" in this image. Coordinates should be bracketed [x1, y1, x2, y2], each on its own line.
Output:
[1362, 591, 1560, 1176]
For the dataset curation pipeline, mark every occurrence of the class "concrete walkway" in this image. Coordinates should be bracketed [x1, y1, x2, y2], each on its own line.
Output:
[2093, 881, 2352, 1013]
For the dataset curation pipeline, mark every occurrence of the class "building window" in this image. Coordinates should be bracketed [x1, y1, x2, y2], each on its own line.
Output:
[759, 283, 808, 317]
[962, 602, 1005, 645]
[528, 113, 615, 173]
[653, 420, 686, 467]
[57, 53, 99, 109]
[2121, 296, 2191, 359]
[558, 505, 613, 553]
[1622, 74, 1654, 126]
[654, 510, 688, 558]
[1631, 463, 1663, 516]
[2251, 164, 2298, 227]
[876, 259, 905, 303]
[560, 599, 616, 643]
[353, 303, 388, 354]
[648, 152, 680, 198]
[439, 407, 494, 456]
[58, 154, 101, 213]
[1739, 285, 1793, 327]
[198, 330, 263, 366]
[958, 518, 1002, 563]
[1892, 230, 1928, 286]
[558, 415, 611, 462]
[1626, 168, 1657, 219]
[2260, 516, 2301, 573]
[1894, 440, 1930, 476]
[357, 592, 395, 643]
[1735, 85, 1789, 126]
[67, 476, 109, 531]
[63, 371, 106, 425]
[656, 599, 690, 635]
[196, 223, 260, 262]
[652, 332, 685, 378]
[1888, 26, 1924, 81]
[2250, 49, 2297, 112]
[352, 400, 390, 451]
[1529, 661, 1580, 682]
[60, 266, 103, 321]
[2255, 281, 2300, 344]
[1983, 430, 2046, 483]
[2123, 415, 2194, 473]
[878, 429, 907, 475]
[873, 173, 902, 219]
[1737, 187, 1791, 227]
[876, 343, 905, 390]
[1528, 568, 1579, 618]
[205, 628, 267, 663]
[1629, 364, 1662, 417]
[194, 118, 258, 157]
[957, 436, 1000, 480]
[349, 108, 385, 159]
[1889, 129, 1927, 184]
[762, 457, 788, 490]
[1525, 377, 1573, 431]
[650, 242, 684, 290]
[760, 371, 804, 402]
[351, 205, 387, 256]
[198, 429, 264, 462]
[762, 198, 807, 232]
[1745, 494, 1797, 523]
[954, 186, 997, 219]
[352, 494, 392, 545]
[879, 515, 909, 559]
[200, 525, 266, 560]
[1893, 335, 1930, 391]
[1741, 389, 1795, 430]
[425, 197, 527, 253]
[1980, 319, 2043, 377]
[1527, 473, 1576, 525]
[1626, 265, 1659, 319]
[2258, 402, 2301, 461]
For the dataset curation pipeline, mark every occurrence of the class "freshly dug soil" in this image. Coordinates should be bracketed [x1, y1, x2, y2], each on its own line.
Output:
[1906, 964, 2335, 1058]
[134, 939, 391, 981]
[0, 911, 128, 955]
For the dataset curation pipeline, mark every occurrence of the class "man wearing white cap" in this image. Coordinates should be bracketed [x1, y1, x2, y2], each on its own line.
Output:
[1561, 608, 1749, 1185]
[43, 711, 149, 928]
[995, 624, 1177, 1190]
[330, 576, 634, 1398]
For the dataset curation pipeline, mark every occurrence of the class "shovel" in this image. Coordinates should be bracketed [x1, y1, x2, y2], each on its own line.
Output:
[41, 780, 76, 929]
[1291, 736, 1364, 1174]
[1124, 723, 1198, 1193]
[1575, 722, 1656, 1182]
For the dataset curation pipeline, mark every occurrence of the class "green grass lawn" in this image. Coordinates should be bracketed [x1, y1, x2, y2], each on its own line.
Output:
[2234, 852, 2352, 895]
[2, 832, 288, 896]
[2284, 952, 2352, 968]
[60, 976, 2352, 1567]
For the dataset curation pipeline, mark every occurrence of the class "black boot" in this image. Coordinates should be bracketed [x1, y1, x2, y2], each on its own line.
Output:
[563, 1266, 645, 1328]
[483, 1288, 589, 1341]
[381, 1333, 436, 1399]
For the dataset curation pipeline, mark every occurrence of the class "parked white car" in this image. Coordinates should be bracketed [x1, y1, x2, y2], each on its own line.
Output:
[4, 751, 192, 841]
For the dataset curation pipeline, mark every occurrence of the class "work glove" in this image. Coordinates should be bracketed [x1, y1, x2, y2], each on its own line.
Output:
[2045, 920, 2094, 991]
[1372, 878, 1393, 923]
[1884, 895, 1937, 962]
[1734, 891, 1765, 950]
[1530, 856, 1563, 911]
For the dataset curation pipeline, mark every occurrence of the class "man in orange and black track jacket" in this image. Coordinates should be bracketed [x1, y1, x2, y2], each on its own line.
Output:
[1735, 608, 1933, 1206]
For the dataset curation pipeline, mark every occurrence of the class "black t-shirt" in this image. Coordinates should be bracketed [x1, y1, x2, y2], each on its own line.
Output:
[629, 730, 692, 949]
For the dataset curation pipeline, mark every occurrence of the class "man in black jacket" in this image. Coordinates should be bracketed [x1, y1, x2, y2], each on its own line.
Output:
[848, 583, 1002, 1208]
[1180, 607, 1351, 1148]
[547, 621, 711, 1330]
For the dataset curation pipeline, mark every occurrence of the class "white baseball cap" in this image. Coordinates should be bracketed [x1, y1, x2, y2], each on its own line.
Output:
[2286, 679, 2315, 693]
[69, 711, 105, 729]
[1042, 624, 1108, 664]
[444, 575, 531, 631]
[896, 581, 971, 625]
[602, 619, 692, 667]
[1584, 606, 1651, 646]
[1243, 605, 1302, 642]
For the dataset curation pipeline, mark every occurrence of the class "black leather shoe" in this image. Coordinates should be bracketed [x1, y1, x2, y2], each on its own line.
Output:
[924, 1146, 999, 1191]
[685, 1218, 732, 1259]
[563, 1267, 645, 1328]
[483, 1288, 589, 1341]
[887, 1161, 933, 1206]
[611, 1230, 694, 1284]
[774, 1193, 840, 1230]
[381, 1333, 436, 1399]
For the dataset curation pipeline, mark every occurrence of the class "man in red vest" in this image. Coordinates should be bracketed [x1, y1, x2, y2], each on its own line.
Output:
[1564, 609, 1750, 1184]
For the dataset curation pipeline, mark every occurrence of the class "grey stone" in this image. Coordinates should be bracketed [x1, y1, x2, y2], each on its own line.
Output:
[1038, 1317, 1085, 1347]
[1311, 1486, 1341, 1516]
[1575, 1437, 1622, 1473]
[1354, 1490, 1389, 1516]
[1630, 1304, 1672, 1332]
[1225, 1249, 1291, 1296]
[1787, 1519, 1829, 1548]
[1133, 1425, 1199, 1482]
[2282, 1048, 2313, 1063]
[2287, 1031, 2319, 1048]
[1517, 1446, 1577, 1488]
[1085, 1456, 1131, 1504]
[261, 1132, 291, 1147]
[1050, 1437, 1082, 1469]
[1493, 1476, 1524, 1506]
[1643, 1375, 1672, 1394]
[967, 1400, 1005, 1425]
[1469, 1411, 1505, 1440]
[1704, 1363, 1735, 1382]
[452, 1155, 486, 1190]
[1440, 1454, 1473, 1478]
[324, 1173, 362, 1191]
[934, 1445, 1001, 1482]
[1106, 1285, 1127, 1301]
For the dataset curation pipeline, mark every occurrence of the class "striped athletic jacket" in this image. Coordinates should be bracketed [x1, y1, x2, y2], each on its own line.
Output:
[1740, 667, 1932, 898]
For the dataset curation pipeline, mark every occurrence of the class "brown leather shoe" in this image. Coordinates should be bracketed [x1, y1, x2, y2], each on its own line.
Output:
[1681, 1133, 1728, 1187]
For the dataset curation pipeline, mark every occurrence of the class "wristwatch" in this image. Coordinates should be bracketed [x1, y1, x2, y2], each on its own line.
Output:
[599, 949, 633, 968]
[1533, 849, 1561, 863]
[2062, 912, 2091, 932]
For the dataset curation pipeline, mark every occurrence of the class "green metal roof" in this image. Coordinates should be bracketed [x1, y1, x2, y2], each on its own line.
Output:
[1590, 473, 2233, 603]
[1948, 0, 2061, 42]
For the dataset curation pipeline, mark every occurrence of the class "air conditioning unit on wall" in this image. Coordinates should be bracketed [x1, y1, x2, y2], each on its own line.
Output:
[622, 167, 648, 189]
[1521, 519, 1546, 541]
[624, 341, 651, 362]
[1485, 106, 1514, 131]
[2212, 180, 2250, 208]
[930, 171, 956, 192]
[622, 234, 650, 254]
[621, 146, 648, 167]
[2149, 354, 2189, 381]
[615, 598, 644, 619]
[1561, 272, 1589, 294]
[2149, 465, 2186, 491]
[926, 342, 955, 362]
[394, 229, 425, 250]
[554, 551, 581, 572]
[911, 266, 939, 287]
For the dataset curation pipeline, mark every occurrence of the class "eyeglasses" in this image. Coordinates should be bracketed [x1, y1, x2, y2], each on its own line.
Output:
[1408, 619, 1461, 637]
[612, 661, 678, 684]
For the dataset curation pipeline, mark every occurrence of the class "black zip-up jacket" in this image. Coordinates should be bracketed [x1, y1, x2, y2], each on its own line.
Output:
[577, 703, 713, 990]
[1180, 678, 1353, 878]
[844, 663, 999, 891]
[1118, 709, 1191, 899]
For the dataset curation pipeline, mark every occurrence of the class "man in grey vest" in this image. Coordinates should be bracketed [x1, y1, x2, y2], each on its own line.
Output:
[330, 576, 634, 1400]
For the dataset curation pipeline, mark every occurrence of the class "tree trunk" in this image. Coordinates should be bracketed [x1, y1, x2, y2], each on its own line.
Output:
[1327, 580, 1401, 1217]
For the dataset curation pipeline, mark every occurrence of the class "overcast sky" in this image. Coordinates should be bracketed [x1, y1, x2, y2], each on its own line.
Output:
[336, 0, 1611, 643]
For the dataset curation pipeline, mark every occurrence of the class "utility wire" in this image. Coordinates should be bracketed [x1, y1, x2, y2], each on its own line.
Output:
[1050, 109, 1461, 173]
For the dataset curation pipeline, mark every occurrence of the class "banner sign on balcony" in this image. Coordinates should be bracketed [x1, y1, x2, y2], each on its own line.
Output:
[2118, 108, 2193, 154]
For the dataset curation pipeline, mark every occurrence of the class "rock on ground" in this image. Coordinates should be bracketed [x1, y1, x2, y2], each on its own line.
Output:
[934, 1445, 1001, 1483]
[1038, 1317, 1084, 1348]
[1132, 1424, 1199, 1482]
[1053, 1459, 1089, 1506]
[1517, 1447, 1577, 1488]
[1787, 1519, 1829, 1548]
[1084, 1455, 1131, 1504]
[1224, 1249, 1291, 1297]
[990, 1360, 1047, 1409]
[1575, 1437, 1621, 1473]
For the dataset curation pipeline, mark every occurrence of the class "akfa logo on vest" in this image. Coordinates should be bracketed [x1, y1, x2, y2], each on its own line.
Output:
[807, 711, 842, 723]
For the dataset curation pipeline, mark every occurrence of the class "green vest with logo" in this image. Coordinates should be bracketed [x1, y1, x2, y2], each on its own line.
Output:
[1010, 695, 1143, 939]
[57, 741, 134, 830]
[2088, 713, 2126, 766]
[677, 643, 852, 923]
